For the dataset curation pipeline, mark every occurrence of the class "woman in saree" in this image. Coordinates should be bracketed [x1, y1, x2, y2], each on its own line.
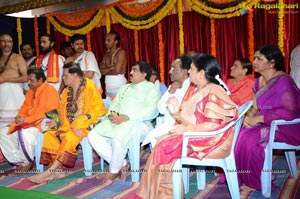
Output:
[234, 44, 300, 191]
[136, 53, 238, 199]
[226, 58, 255, 106]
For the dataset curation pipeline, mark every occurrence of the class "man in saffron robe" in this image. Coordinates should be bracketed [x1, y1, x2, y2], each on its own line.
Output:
[235, 44, 300, 191]
[136, 53, 238, 199]
[30, 62, 107, 183]
[226, 58, 255, 106]
[35, 34, 64, 91]
[0, 68, 60, 176]
[143, 54, 195, 147]
[88, 61, 161, 180]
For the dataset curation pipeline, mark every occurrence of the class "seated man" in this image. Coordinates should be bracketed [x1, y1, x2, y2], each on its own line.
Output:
[88, 61, 161, 180]
[0, 68, 60, 176]
[30, 62, 107, 183]
[149, 66, 167, 95]
[143, 54, 195, 147]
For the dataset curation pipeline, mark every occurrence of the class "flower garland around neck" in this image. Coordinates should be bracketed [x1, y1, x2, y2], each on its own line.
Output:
[66, 78, 86, 123]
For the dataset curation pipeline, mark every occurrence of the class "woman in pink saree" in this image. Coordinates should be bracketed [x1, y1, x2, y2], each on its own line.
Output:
[235, 44, 300, 191]
[136, 53, 238, 199]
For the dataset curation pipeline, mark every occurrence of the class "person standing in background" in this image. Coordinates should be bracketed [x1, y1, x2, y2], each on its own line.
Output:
[100, 31, 127, 99]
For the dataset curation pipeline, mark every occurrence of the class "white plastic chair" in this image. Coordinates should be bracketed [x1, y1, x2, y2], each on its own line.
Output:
[100, 112, 159, 182]
[35, 98, 112, 176]
[261, 118, 300, 197]
[172, 100, 253, 199]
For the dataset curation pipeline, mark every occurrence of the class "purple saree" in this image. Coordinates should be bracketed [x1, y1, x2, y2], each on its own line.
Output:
[234, 74, 300, 191]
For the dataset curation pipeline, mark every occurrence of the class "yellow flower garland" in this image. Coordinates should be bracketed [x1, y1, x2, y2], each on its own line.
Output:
[158, 22, 165, 83]
[47, 10, 105, 36]
[186, 0, 260, 18]
[108, 0, 177, 30]
[106, 10, 111, 33]
[210, 18, 216, 57]
[178, 0, 184, 55]
[278, 0, 284, 56]
[134, 30, 139, 61]
[16, 18, 22, 55]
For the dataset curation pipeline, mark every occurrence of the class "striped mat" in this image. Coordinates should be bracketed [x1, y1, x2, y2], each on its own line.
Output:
[0, 151, 299, 199]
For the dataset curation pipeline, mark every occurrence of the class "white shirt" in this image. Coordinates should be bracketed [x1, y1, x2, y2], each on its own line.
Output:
[74, 50, 101, 89]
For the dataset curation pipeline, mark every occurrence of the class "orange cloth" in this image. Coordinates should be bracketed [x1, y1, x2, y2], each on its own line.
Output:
[136, 83, 238, 199]
[40, 78, 107, 167]
[36, 50, 60, 83]
[227, 75, 255, 106]
[8, 82, 60, 132]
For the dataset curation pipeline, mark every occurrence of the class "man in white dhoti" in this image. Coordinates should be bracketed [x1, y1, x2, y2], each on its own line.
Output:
[0, 33, 27, 128]
[0, 68, 60, 176]
[100, 31, 127, 99]
[143, 54, 195, 147]
[65, 34, 101, 93]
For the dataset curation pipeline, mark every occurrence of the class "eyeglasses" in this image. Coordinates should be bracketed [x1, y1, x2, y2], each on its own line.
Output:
[0, 40, 13, 43]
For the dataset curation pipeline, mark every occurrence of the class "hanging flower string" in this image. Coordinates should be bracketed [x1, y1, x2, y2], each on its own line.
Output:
[65, 35, 70, 41]
[46, 17, 50, 34]
[34, 16, 39, 56]
[106, 10, 111, 33]
[210, 18, 216, 57]
[16, 18, 22, 54]
[158, 22, 165, 83]
[134, 30, 139, 61]
[87, 32, 91, 51]
[247, 9, 254, 68]
[178, 0, 184, 55]
[278, 0, 284, 56]
[108, 0, 177, 30]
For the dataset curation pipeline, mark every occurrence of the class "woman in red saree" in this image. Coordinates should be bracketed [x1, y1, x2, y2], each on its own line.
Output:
[226, 58, 255, 106]
[136, 53, 238, 199]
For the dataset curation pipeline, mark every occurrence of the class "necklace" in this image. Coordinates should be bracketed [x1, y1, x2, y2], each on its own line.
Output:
[109, 47, 120, 66]
[66, 78, 86, 123]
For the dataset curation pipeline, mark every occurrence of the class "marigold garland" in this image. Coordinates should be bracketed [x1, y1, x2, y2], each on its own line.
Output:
[278, 0, 284, 56]
[16, 18, 22, 55]
[106, 10, 111, 33]
[117, 0, 164, 17]
[47, 10, 104, 36]
[210, 18, 216, 57]
[178, 0, 184, 55]
[158, 22, 165, 83]
[34, 16, 39, 56]
[247, 10, 254, 66]
[46, 17, 50, 34]
[186, 0, 260, 18]
[134, 30, 139, 61]
[108, 0, 176, 30]
[49, 10, 98, 27]
[87, 32, 91, 51]
[65, 36, 70, 41]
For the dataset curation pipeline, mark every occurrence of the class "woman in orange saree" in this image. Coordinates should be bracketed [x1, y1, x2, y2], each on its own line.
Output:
[136, 53, 238, 199]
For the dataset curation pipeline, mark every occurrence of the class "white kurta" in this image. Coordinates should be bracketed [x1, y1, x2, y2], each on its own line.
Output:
[143, 78, 191, 147]
[74, 50, 101, 89]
